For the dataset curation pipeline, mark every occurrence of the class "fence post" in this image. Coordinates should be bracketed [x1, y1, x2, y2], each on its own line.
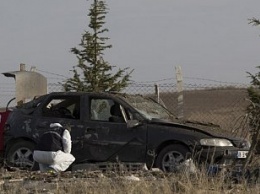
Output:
[20, 63, 26, 71]
[175, 66, 184, 119]
[154, 83, 160, 103]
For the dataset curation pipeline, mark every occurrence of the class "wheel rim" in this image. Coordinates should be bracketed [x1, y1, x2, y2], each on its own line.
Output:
[161, 150, 185, 172]
[10, 147, 34, 168]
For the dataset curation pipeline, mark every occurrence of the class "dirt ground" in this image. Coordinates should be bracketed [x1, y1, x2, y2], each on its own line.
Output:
[0, 165, 259, 194]
[0, 167, 180, 193]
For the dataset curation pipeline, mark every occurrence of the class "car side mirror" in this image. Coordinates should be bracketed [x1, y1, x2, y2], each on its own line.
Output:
[127, 120, 141, 128]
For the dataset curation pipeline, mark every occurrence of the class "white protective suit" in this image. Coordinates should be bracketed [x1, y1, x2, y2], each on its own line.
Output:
[33, 123, 75, 172]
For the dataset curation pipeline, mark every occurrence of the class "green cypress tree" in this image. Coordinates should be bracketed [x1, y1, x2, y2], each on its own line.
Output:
[248, 19, 260, 128]
[245, 18, 260, 167]
[247, 67, 260, 157]
[63, 0, 133, 92]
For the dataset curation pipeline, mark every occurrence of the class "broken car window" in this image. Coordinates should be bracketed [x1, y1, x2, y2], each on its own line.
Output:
[122, 95, 173, 121]
[90, 98, 126, 123]
[42, 96, 80, 119]
[90, 98, 113, 121]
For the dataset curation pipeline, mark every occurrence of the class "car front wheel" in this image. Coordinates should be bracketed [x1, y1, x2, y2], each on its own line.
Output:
[6, 141, 35, 169]
[156, 144, 191, 172]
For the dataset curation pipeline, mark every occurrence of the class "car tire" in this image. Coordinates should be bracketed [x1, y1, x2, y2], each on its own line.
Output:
[155, 144, 191, 172]
[6, 141, 36, 170]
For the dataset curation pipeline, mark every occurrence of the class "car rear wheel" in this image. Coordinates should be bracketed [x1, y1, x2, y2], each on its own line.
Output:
[156, 144, 191, 172]
[6, 141, 35, 169]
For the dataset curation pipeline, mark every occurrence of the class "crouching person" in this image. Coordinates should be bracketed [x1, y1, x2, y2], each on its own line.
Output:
[33, 123, 75, 172]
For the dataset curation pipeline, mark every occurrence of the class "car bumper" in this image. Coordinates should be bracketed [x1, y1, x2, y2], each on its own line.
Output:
[198, 146, 249, 165]
[196, 147, 249, 177]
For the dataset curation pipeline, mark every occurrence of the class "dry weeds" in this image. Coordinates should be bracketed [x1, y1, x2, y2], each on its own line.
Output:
[0, 166, 259, 194]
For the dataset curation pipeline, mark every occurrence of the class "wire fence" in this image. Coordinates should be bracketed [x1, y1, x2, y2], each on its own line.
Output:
[123, 82, 250, 138]
[0, 79, 251, 138]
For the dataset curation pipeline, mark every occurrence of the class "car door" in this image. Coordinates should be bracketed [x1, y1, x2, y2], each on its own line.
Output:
[32, 94, 87, 162]
[76, 95, 147, 163]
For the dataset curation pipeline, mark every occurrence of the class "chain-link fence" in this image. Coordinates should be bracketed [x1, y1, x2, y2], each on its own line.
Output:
[0, 81, 251, 137]
[125, 82, 250, 137]
[0, 83, 15, 110]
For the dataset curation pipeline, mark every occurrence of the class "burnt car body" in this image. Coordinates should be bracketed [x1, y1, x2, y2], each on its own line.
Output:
[3, 92, 250, 172]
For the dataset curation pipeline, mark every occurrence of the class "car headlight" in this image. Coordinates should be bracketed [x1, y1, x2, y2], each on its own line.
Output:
[200, 138, 233, 147]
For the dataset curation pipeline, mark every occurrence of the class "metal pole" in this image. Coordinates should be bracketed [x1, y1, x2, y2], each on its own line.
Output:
[175, 66, 184, 119]
[154, 83, 160, 103]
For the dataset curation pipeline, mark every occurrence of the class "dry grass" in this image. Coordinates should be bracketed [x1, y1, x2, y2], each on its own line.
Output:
[0, 166, 259, 194]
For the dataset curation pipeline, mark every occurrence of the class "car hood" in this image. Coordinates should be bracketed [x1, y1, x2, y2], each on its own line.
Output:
[148, 119, 250, 149]
[149, 118, 235, 139]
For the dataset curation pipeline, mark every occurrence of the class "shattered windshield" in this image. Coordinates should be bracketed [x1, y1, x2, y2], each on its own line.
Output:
[122, 94, 173, 121]
[19, 94, 47, 109]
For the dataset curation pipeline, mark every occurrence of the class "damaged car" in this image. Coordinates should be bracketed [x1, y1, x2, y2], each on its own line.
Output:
[3, 92, 250, 172]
